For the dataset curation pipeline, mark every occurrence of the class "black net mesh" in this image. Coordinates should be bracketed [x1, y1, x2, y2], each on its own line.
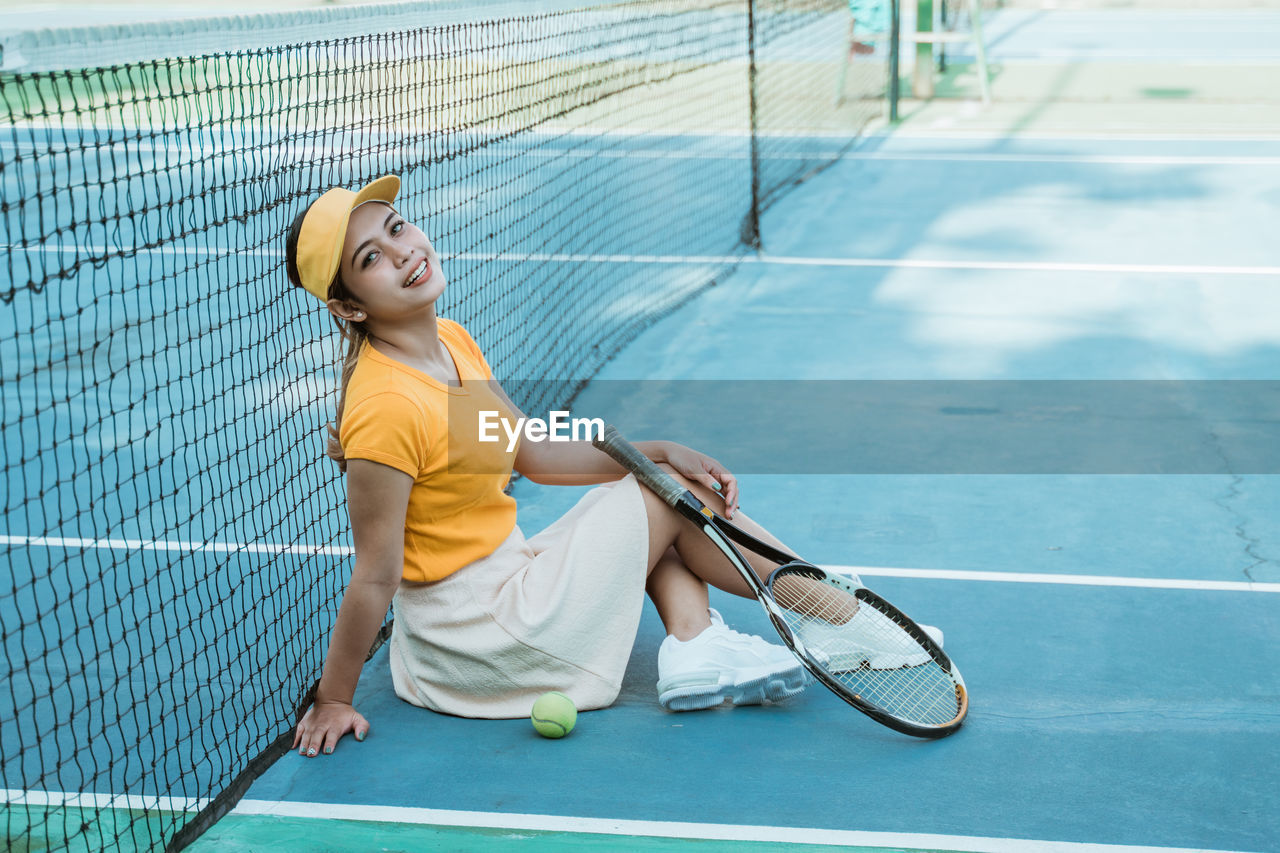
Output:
[0, 2, 888, 849]
[752, 0, 886, 217]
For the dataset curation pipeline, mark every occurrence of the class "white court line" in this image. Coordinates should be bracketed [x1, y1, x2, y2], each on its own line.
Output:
[6, 124, 1280, 143]
[3, 788, 209, 812]
[7, 245, 1279, 277]
[839, 152, 1280, 166]
[459, 150, 1280, 166]
[826, 565, 1280, 594]
[0, 126, 766, 140]
[7, 126, 1280, 143]
[480, 150, 1280, 166]
[991, 52, 1280, 64]
[0, 142, 757, 160]
[3, 533, 1274, 592]
[753, 255, 1280, 277]
[7, 140, 1278, 167]
[867, 131, 1280, 143]
[2, 789, 1257, 853]
[0, 245, 745, 263]
[0, 533, 351, 557]
[1, 243, 282, 257]
[446, 252, 1277, 278]
[229, 799, 1259, 853]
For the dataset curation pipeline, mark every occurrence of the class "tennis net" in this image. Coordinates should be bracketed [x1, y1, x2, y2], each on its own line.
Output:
[0, 1, 888, 849]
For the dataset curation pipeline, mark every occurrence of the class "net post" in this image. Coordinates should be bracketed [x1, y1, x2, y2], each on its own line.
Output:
[743, 0, 762, 250]
[938, 0, 949, 72]
[889, 0, 901, 122]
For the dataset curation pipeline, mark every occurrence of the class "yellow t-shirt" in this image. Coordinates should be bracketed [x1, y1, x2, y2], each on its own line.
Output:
[339, 318, 519, 582]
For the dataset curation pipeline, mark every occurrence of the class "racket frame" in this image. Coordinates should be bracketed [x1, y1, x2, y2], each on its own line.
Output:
[593, 425, 968, 738]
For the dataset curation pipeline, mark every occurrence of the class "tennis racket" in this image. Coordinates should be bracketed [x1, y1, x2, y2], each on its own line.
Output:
[594, 425, 968, 738]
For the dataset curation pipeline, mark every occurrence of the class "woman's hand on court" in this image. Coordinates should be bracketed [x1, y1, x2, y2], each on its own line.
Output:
[663, 444, 739, 519]
[292, 700, 370, 757]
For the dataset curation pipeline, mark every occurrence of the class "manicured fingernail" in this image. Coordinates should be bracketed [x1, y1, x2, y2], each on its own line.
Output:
[306, 748, 317, 756]
[324, 746, 333, 754]
[355, 731, 366, 742]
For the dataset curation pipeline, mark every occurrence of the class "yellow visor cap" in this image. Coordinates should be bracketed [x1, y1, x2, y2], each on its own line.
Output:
[296, 174, 401, 301]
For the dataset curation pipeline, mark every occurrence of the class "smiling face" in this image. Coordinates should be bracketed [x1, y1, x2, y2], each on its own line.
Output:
[328, 201, 445, 322]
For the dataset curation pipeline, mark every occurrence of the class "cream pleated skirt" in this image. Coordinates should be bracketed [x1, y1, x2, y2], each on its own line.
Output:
[388, 474, 650, 719]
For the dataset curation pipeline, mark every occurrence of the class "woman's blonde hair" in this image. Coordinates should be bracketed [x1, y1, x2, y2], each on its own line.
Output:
[285, 206, 368, 473]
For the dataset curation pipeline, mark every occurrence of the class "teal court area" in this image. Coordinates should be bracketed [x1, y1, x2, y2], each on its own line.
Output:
[207, 129, 1280, 851]
[3, 1, 1279, 851]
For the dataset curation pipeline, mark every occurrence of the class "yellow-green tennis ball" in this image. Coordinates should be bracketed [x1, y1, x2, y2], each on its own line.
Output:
[530, 691, 577, 739]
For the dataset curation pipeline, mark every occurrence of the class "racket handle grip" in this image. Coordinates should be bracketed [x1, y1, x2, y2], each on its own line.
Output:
[593, 425, 689, 507]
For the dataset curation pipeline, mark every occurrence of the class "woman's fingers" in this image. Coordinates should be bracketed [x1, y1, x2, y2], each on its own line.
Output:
[706, 460, 739, 518]
[292, 706, 312, 752]
[665, 444, 741, 518]
[293, 705, 369, 756]
[351, 711, 370, 743]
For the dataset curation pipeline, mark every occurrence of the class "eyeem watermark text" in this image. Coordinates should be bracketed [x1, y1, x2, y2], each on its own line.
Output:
[478, 411, 605, 452]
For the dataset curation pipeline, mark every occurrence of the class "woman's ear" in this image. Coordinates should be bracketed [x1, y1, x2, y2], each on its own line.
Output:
[327, 299, 366, 323]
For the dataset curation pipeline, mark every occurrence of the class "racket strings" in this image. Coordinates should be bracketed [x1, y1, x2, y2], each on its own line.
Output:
[771, 573, 858, 625]
[770, 572, 963, 726]
[845, 663, 960, 723]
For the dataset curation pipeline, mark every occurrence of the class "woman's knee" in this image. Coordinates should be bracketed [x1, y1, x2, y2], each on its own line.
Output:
[639, 486, 681, 563]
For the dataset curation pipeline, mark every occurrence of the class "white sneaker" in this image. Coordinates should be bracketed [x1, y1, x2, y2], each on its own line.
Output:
[801, 605, 942, 672]
[845, 581, 941, 646]
[923, 623, 944, 648]
[657, 609, 808, 711]
[860, 609, 945, 649]
[707, 608, 800, 662]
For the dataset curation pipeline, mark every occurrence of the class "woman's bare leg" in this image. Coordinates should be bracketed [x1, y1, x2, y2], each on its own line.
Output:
[639, 463, 795, 598]
[646, 547, 711, 641]
[634, 468, 810, 709]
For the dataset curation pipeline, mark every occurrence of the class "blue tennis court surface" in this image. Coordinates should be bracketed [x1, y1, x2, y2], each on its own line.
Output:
[5, 3, 1279, 851]
[212, 126, 1280, 852]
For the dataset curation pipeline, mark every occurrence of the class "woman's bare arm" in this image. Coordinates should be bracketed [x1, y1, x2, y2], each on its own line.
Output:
[292, 458, 410, 756]
[483, 378, 669, 482]
[484, 379, 739, 515]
